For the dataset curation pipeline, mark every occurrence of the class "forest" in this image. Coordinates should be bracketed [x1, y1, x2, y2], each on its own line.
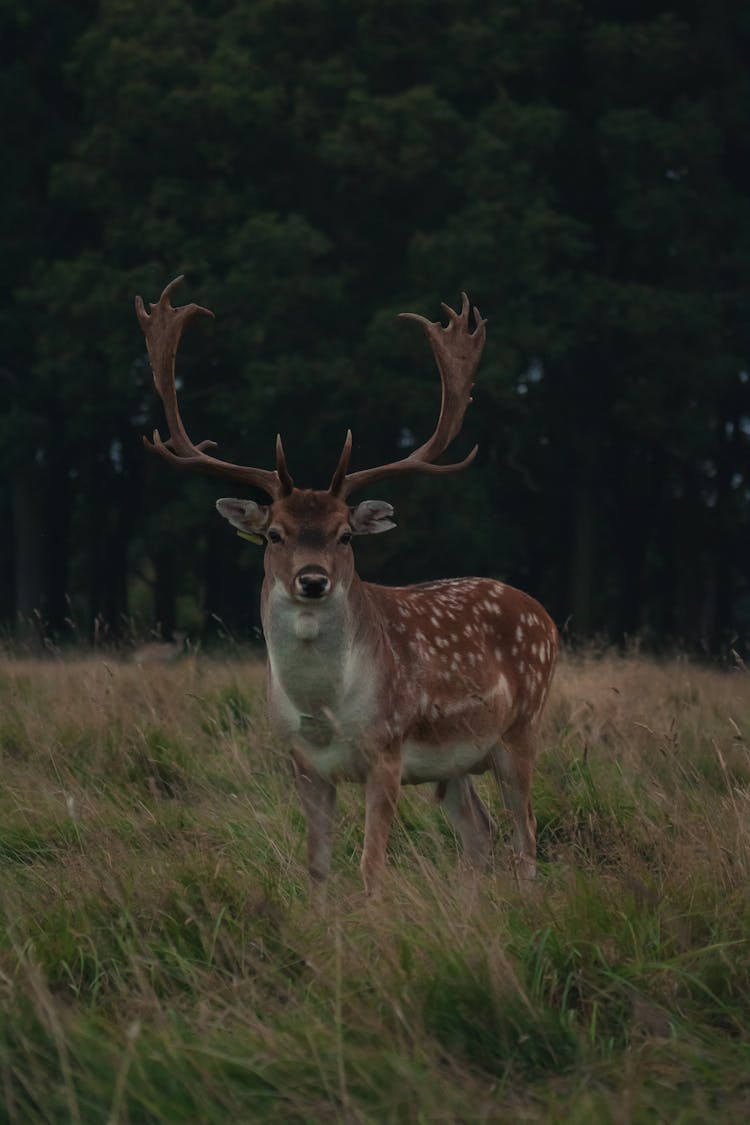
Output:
[2, 0, 749, 652]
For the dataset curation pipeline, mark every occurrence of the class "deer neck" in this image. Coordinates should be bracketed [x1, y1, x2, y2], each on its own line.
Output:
[262, 574, 374, 717]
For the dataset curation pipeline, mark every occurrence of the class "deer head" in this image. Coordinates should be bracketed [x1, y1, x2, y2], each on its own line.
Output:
[214, 490, 395, 604]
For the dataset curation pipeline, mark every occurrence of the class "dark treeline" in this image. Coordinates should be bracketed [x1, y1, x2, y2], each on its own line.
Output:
[2, 0, 749, 652]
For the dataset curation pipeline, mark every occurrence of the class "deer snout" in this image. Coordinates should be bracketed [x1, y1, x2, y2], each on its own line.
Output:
[294, 567, 331, 600]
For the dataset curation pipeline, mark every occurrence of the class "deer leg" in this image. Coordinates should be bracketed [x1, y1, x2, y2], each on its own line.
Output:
[292, 753, 337, 887]
[490, 725, 538, 880]
[361, 752, 401, 896]
[438, 777, 495, 867]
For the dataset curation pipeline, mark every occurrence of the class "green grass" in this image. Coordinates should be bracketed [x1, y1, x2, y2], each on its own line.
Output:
[1, 652, 749, 1121]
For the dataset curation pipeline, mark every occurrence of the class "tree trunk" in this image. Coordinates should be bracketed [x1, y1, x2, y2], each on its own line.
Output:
[569, 479, 595, 637]
[43, 447, 72, 636]
[11, 473, 44, 637]
[154, 544, 177, 641]
[103, 455, 133, 638]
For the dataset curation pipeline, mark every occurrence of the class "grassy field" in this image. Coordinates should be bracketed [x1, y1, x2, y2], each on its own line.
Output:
[1, 650, 749, 1123]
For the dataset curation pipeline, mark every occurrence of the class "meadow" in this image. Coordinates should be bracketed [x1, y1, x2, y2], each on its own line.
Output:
[1, 649, 749, 1123]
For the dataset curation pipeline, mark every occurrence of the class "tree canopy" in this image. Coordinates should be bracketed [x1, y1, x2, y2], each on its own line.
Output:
[2, 0, 749, 651]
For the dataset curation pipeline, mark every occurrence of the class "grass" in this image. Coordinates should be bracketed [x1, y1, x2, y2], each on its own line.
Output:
[0, 651, 749, 1122]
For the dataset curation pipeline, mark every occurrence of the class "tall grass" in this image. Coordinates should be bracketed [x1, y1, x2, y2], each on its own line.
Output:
[1, 652, 749, 1122]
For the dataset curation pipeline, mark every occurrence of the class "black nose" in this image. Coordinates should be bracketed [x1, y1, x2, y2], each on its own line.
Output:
[295, 572, 331, 599]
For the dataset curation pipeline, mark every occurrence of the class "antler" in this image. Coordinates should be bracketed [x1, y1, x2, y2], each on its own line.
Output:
[329, 293, 486, 499]
[135, 276, 293, 498]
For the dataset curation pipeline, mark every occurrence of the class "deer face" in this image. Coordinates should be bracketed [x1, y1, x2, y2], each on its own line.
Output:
[216, 490, 395, 603]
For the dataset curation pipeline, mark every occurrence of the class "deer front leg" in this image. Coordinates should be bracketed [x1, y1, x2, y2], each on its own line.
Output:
[361, 750, 401, 897]
[292, 752, 337, 888]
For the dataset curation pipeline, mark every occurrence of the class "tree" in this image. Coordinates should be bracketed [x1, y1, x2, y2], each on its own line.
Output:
[2, 0, 749, 651]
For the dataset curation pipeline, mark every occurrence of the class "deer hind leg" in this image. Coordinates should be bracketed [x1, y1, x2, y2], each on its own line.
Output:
[491, 723, 538, 880]
[292, 753, 337, 889]
[438, 777, 496, 868]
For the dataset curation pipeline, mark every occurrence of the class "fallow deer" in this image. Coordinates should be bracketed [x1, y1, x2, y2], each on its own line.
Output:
[135, 277, 558, 894]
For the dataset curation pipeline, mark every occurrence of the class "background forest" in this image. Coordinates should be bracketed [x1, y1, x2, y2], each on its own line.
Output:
[2, 0, 749, 652]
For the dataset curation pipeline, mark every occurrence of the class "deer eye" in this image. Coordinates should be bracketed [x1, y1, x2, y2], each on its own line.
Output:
[267, 528, 284, 544]
[339, 531, 353, 546]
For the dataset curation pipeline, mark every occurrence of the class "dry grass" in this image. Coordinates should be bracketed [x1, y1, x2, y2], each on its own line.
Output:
[1, 651, 749, 1122]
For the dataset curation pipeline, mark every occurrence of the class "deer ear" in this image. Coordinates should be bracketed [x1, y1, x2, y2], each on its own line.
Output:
[349, 500, 396, 535]
[215, 498, 271, 532]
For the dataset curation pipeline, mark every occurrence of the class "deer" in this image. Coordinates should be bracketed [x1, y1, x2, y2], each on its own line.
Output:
[135, 276, 559, 896]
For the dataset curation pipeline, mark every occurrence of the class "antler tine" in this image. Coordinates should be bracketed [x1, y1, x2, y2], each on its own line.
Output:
[135, 276, 286, 499]
[329, 429, 353, 494]
[275, 434, 294, 495]
[331, 294, 485, 499]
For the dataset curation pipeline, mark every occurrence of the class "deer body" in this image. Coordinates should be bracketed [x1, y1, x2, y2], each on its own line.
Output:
[265, 571, 555, 786]
[136, 278, 558, 893]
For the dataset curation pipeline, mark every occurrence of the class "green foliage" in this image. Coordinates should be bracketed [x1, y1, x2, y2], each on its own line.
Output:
[421, 947, 580, 1077]
[202, 683, 263, 733]
[1, 1, 750, 647]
